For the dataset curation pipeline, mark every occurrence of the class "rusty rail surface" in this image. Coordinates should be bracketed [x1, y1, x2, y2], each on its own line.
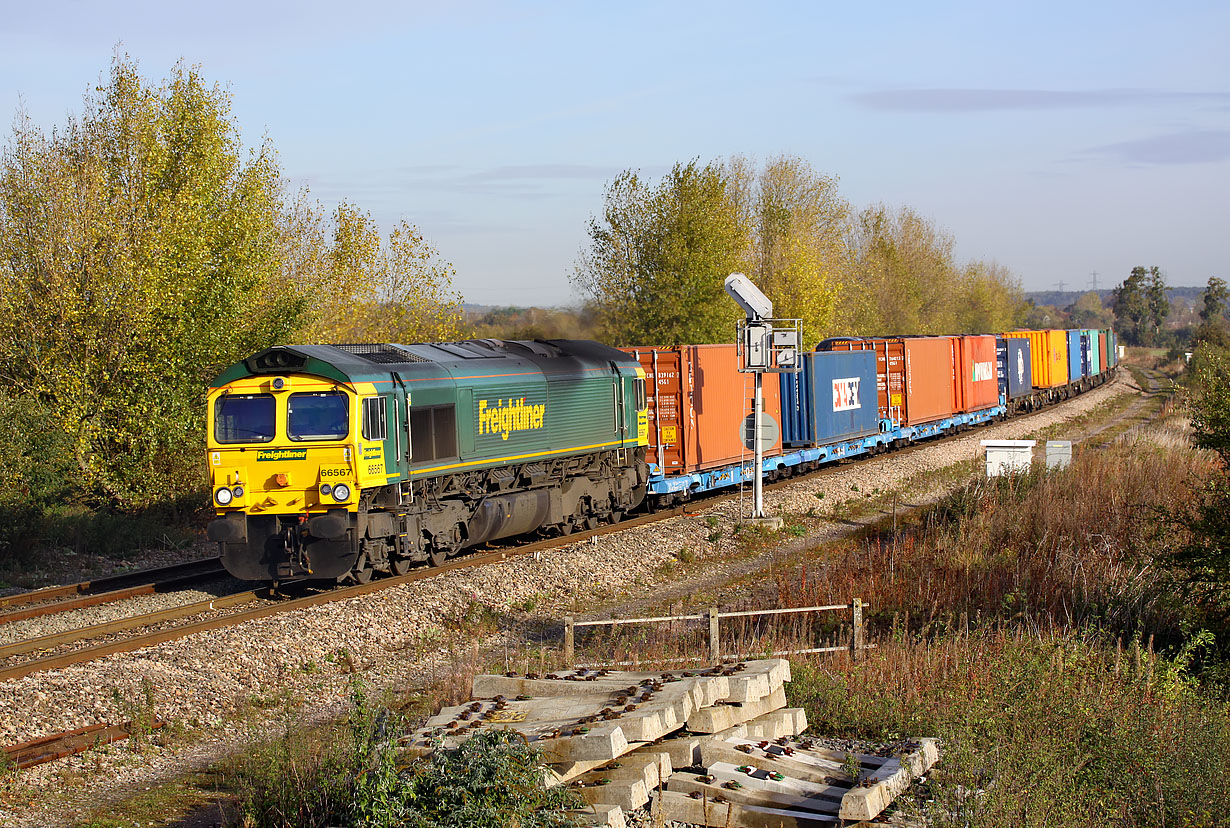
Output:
[0, 557, 224, 611]
[0, 565, 230, 626]
[3, 720, 165, 770]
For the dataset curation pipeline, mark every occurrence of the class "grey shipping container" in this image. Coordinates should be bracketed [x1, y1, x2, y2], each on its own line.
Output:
[996, 336, 1032, 400]
[781, 350, 879, 447]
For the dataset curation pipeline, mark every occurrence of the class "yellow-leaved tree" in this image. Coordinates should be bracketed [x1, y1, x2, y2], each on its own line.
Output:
[298, 202, 464, 345]
[0, 56, 301, 508]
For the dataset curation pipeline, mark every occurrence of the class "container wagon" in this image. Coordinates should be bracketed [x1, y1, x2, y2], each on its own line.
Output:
[1085, 329, 1102, 376]
[818, 336, 1002, 441]
[780, 349, 882, 458]
[1066, 329, 1087, 385]
[995, 335, 1033, 412]
[955, 335, 999, 413]
[1006, 330, 1069, 394]
[619, 344, 781, 502]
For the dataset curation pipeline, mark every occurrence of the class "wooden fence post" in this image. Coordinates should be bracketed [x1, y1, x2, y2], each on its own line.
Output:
[563, 615, 575, 665]
[850, 598, 864, 662]
[708, 608, 720, 663]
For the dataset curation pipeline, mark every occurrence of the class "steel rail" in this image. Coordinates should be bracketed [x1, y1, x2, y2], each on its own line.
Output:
[3, 720, 165, 770]
[0, 557, 224, 610]
[0, 566, 230, 625]
[0, 589, 266, 661]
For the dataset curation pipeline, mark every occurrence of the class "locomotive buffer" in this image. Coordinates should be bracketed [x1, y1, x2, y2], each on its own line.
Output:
[724, 273, 801, 528]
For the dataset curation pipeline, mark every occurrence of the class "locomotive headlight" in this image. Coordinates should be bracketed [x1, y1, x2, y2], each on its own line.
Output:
[231, 485, 244, 499]
[319, 483, 332, 497]
[214, 486, 234, 506]
[331, 483, 351, 502]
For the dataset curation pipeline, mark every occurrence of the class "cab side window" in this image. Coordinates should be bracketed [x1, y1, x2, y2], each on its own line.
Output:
[362, 397, 387, 441]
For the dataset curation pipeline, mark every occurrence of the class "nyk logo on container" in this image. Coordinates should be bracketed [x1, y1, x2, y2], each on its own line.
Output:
[972, 362, 994, 382]
[832, 378, 861, 412]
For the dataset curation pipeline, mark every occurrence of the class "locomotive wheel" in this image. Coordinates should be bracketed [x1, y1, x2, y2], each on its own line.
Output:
[348, 553, 374, 584]
[389, 554, 413, 576]
[428, 547, 447, 567]
[609, 510, 623, 524]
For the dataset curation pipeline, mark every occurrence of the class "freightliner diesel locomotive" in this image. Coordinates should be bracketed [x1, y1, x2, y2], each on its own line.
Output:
[207, 340, 649, 584]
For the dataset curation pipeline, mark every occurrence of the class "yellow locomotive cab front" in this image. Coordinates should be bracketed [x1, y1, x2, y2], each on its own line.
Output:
[206, 373, 376, 581]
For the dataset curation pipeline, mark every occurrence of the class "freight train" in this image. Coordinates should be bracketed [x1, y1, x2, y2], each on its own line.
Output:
[207, 329, 1117, 583]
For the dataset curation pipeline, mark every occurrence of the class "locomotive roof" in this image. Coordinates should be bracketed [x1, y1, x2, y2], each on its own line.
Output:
[210, 338, 636, 388]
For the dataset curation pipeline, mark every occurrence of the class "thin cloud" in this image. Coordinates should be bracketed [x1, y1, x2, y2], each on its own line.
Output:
[468, 164, 620, 183]
[851, 88, 1230, 112]
[1085, 129, 1230, 165]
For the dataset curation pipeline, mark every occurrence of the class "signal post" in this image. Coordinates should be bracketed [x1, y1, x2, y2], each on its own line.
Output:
[723, 273, 801, 529]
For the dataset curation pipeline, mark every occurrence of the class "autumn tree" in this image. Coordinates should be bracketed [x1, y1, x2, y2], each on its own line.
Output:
[729, 155, 849, 347]
[1067, 290, 1112, 329]
[298, 202, 463, 345]
[1112, 267, 1152, 345]
[1195, 276, 1230, 347]
[0, 57, 302, 508]
[572, 161, 747, 345]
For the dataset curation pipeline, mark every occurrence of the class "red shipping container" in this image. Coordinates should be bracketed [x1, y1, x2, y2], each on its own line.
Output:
[819, 337, 957, 426]
[619, 344, 782, 474]
[955, 335, 999, 412]
[1098, 331, 1108, 374]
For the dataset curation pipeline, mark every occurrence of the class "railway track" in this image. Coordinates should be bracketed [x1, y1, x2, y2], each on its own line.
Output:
[0, 557, 227, 623]
[0, 371, 1129, 687]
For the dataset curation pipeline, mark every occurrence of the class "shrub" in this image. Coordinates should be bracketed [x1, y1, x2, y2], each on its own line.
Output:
[0, 392, 74, 559]
[788, 631, 1230, 828]
[228, 684, 581, 828]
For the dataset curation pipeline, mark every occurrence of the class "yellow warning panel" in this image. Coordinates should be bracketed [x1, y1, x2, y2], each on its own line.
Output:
[660, 425, 678, 444]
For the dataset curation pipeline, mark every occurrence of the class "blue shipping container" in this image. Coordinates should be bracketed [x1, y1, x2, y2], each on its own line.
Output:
[781, 350, 879, 447]
[1067, 330, 1084, 383]
[1004, 336, 1032, 399]
[995, 336, 1008, 402]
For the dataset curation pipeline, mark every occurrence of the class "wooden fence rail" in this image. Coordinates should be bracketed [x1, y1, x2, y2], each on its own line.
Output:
[562, 598, 869, 665]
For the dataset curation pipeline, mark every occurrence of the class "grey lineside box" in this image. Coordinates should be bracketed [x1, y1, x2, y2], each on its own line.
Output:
[1046, 440, 1072, 470]
[981, 440, 1035, 477]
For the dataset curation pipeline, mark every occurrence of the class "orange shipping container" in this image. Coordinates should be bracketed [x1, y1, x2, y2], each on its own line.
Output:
[955, 335, 999, 412]
[1005, 330, 1068, 388]
[819, 336, 958, 426]
[1098, 331, 1108, 374]
[619, 344, 782, 475]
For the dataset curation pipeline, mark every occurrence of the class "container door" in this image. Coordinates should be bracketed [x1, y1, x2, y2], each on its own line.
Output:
[648, 349, 685, 473]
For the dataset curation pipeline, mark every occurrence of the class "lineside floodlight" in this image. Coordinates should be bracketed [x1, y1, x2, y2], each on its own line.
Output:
[724, 273, 773, 320]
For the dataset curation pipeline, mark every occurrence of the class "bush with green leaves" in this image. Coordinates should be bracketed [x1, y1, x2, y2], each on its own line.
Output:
[229, 682, 581, 828]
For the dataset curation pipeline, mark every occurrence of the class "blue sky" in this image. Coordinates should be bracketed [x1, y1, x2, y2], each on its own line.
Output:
[2, 1, 1226, 305]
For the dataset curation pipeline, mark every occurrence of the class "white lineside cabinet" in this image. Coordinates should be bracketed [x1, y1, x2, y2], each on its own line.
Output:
[981, 440, 1035, 477]
[1046, 440, 1072, 470]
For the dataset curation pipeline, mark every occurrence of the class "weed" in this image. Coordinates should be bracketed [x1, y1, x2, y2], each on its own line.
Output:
[842, 751, 861, 784]
[705, 515, 720, 528]
[678, 546, 697, 564]
[110, 676, 158, 751]
[787, 524, 807, 537]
